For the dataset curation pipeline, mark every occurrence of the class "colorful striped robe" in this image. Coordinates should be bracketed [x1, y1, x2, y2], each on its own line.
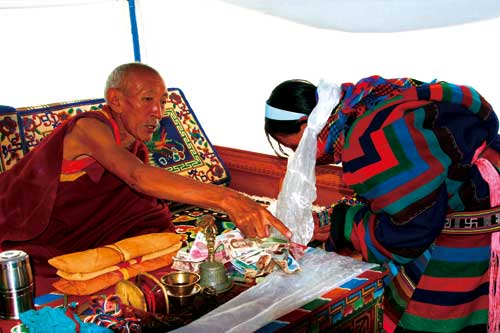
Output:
[319, 76, 500, 332]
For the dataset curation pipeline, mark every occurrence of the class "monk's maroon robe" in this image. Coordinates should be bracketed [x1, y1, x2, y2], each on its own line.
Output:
[0, 110, 174, 276]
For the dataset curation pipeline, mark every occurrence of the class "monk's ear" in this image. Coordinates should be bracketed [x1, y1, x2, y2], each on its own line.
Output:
[106, 88, 122, 112]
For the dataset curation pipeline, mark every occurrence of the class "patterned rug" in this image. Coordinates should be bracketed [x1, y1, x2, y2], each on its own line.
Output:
[170, 204, 237, 245]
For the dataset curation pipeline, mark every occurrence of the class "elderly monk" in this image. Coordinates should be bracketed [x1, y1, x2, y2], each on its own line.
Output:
[0, 63, 291, 276]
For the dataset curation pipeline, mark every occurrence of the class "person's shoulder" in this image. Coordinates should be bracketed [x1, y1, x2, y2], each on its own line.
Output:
[74, 113, 106, 125]
[69, 111, 116, 143]
[73, 110, 112, 129]
[76, 109, 111, 121]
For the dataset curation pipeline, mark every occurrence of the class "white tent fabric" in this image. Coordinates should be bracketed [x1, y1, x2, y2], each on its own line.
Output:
[221, 0, 500, 32]
[1, 0, 499, 153]
[0, 0, 113, 9]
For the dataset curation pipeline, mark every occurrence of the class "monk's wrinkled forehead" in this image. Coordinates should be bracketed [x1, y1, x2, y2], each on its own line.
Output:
[121, 68, 167, 96]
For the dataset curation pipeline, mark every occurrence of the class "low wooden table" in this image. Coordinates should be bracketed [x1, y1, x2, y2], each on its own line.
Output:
[256, 267, 386, 333]
[1, 203, 388, 332]
[0, 265, 386, 333]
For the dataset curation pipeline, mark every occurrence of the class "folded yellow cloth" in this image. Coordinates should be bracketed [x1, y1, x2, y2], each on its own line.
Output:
[52, 251, 177, 295]
[48, 232, 182, 273]
[56, 242, 182, 281]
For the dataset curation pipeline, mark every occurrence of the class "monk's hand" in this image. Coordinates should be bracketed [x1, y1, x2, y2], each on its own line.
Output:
[222, 192, 292, 240]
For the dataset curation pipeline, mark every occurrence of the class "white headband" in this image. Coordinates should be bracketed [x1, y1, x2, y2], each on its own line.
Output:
[265, 103, 307, 121]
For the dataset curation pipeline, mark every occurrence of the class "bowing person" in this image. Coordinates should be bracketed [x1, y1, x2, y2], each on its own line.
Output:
[264, 75, 500, 333]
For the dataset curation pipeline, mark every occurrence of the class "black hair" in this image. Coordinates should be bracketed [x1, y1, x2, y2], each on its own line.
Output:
[264, 79, 317, 157]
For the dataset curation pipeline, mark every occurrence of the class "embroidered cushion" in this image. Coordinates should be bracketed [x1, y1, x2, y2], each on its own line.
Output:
[146, 88, 230, 185]
[17, 99, 104, 154]
[0, 88, 230, 185]
[0, 105, 24, 173]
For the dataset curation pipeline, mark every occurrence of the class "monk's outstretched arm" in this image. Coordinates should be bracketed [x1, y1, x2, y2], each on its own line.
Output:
[67, 117, 292, 240]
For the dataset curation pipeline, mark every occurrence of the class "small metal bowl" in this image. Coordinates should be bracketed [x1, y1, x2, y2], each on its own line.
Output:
[167, 283, 201, 310]
[161, 271, 200, 296]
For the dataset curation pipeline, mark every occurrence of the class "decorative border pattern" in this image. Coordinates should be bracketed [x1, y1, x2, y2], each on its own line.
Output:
[256, 269, 386, 333]
[17, 100, 104, 152]
[443, 206, 500, 234]
[0, 106, 23, 173]
[148, 88, 230, 185]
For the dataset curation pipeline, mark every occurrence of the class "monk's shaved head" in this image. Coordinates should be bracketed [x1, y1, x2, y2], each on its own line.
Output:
[104, 63, 161, 100]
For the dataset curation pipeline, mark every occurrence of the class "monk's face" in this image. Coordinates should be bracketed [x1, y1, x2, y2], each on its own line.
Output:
[117, 69, 168, 142]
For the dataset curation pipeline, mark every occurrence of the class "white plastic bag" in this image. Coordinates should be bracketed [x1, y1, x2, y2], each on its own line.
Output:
[171, 248, 376, 333]
[272, 80, 341, 245]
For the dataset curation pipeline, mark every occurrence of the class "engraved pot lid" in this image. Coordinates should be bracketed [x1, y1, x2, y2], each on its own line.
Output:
[0, 250, 29, 263]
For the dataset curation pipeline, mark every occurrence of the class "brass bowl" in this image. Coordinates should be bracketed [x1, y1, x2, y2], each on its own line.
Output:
[161, 271, 200, 296]
[167, 283, 201, 310]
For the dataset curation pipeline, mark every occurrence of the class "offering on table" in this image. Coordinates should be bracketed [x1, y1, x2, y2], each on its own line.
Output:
[174, 227, 302, 280]
[226, 238, 258, 258]
[230, 238, 301, 278]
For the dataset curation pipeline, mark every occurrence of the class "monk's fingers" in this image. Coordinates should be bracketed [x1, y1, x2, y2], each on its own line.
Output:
[236, 215, 257, 238]
[243, 225, 256, 238]
[254, 210, 292, 240]
[269, 217, 292, 240]
[230, 201, 289, 239]
[253, 218, 270, 239]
